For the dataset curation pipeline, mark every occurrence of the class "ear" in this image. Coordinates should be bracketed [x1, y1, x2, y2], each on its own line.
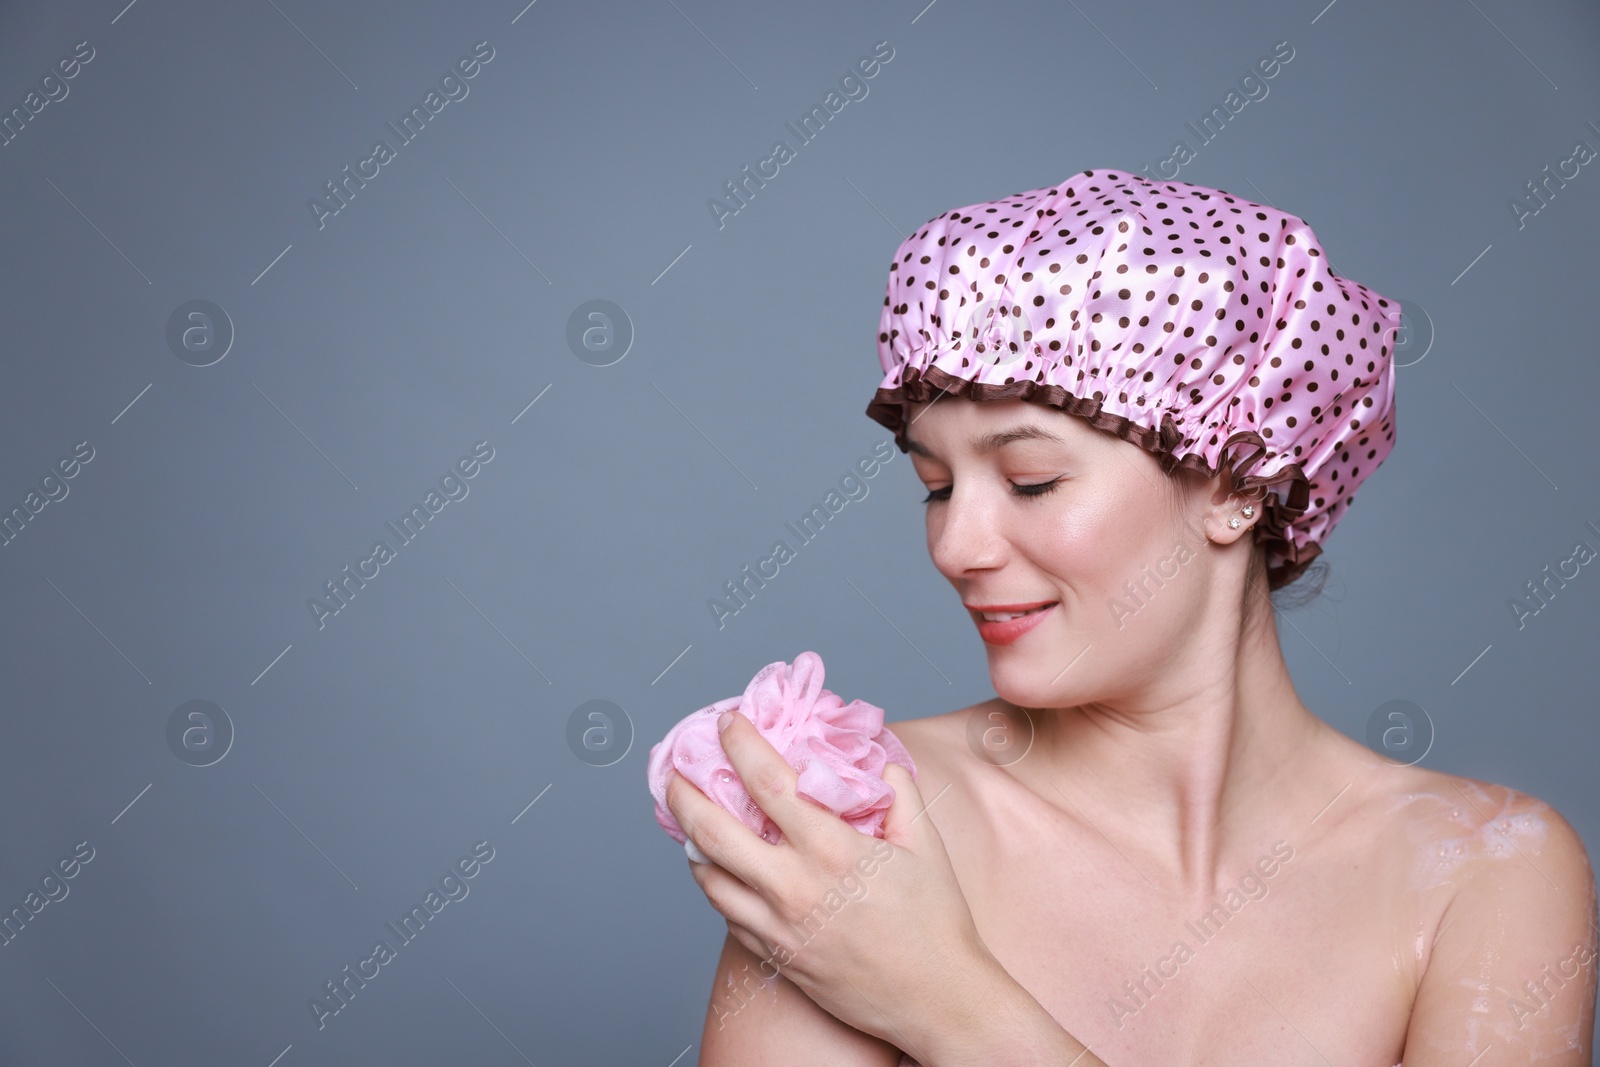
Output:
[1203, 480, 1265, 546]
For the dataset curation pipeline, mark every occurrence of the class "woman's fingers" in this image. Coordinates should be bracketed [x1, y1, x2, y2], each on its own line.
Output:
[879, 761, 942, 854]
[666, 770, 769, 886]
[722, 919, 774, 965]
[715, 713, 838, 853]
[683, 842, 768, 929]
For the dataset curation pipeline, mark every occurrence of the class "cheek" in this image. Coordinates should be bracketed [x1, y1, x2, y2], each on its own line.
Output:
[1038, 490, 1202, 643]
[1030, 487, 1147, 585]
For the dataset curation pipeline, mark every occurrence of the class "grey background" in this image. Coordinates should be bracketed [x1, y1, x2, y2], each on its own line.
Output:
[1, 0, 1596, 1063]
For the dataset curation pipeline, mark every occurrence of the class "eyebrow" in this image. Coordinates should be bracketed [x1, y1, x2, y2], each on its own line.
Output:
[903, 423, 1066, 458]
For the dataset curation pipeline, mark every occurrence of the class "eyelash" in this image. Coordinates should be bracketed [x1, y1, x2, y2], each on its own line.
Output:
[920, 478, 1063, 504]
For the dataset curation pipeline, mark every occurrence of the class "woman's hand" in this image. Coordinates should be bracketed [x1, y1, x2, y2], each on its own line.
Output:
[663, 709, 995, 1056]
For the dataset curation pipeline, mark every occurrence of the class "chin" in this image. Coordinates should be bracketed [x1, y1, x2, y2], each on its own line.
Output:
[986, 652, 1078, 709]
[988, 617, 1124, 701]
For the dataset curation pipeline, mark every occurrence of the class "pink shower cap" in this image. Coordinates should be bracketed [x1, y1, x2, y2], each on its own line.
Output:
[646, 651, 916, 848]
[866, 167, 1400, 590]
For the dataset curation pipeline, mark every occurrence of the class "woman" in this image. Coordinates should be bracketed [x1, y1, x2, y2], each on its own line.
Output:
[663, 169, 1597, 1065]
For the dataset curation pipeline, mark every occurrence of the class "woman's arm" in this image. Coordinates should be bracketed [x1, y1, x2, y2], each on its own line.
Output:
[1399, 789, 1597, 1066]
[698, 930, 905, 1066]
[697, 926, 1102, 1066]
[672, 718, 1103, 1066]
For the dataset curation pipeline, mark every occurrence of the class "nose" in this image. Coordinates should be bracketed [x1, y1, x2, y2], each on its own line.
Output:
[928, 483, 1007, 577]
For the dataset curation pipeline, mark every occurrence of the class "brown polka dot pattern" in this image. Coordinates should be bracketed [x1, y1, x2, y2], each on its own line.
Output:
[865, 168, 1400, 590]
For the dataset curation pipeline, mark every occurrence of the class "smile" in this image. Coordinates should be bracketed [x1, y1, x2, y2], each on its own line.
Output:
[966, 601, 1060, 645]
[978, 605, 1051, 622]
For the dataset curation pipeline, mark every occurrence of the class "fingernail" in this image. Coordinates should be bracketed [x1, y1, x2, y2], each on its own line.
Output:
[717, 710, 734, 733]
[685, 838, 711, 864]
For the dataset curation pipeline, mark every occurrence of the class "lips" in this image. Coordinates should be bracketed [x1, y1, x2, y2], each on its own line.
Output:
[967, 601, 1059, 645]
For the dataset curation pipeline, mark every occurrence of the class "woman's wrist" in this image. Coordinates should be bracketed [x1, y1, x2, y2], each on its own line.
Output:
[905, 946, 1099, 1067]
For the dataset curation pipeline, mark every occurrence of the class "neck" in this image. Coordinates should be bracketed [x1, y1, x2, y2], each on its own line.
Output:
[1006, 594, 1338, 900]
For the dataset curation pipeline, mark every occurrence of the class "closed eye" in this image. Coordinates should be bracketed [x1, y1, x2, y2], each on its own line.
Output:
[921, 478, 1063, 504]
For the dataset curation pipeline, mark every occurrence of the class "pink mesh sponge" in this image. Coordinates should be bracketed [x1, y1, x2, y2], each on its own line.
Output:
[647, 651, 917, 848]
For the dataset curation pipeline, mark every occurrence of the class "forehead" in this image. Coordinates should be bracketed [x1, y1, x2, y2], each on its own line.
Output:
[903, 399, 1090, 457]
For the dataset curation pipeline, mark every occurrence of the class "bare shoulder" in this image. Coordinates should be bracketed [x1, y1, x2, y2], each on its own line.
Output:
[1384, 769, 1598, 1061]
[1368, 764, 1594, 887]
[1364, 762, 1597, 978]
[881, 700, 1035, 838]
[883, 699, 998, 777]
[881, 706, 960, 757]
[880, 702, 996, 814]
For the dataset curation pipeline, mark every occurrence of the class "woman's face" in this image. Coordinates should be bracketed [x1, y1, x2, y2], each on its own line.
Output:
[904, 397, 1237, 709]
